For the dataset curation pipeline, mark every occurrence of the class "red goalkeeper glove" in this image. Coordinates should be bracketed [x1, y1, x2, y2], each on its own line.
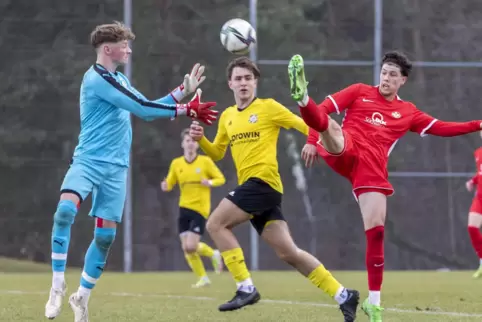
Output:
[175, 89, 218, 125]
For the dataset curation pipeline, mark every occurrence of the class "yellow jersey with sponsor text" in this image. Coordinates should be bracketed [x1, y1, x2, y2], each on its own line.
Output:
[199, 98, 308, 194]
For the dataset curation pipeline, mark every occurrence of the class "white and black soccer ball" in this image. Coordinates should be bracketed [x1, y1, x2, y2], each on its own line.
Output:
[220, 18, 257, 55]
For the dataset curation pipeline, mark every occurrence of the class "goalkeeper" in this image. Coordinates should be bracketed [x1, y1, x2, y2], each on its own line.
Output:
[44, 21, 217, 322]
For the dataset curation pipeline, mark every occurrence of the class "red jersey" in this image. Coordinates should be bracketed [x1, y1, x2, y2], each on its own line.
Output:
[470, 147, 482, 198]
[308, 83, 481, 167]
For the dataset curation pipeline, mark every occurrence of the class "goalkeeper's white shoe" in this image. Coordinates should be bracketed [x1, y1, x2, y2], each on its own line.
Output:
[45, 283, 66, 319]
[69, 293, 89, 322]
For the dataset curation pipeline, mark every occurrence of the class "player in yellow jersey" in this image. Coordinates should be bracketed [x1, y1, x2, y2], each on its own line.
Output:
[161, 128, 226, 288]
[189, 57, 359, 321]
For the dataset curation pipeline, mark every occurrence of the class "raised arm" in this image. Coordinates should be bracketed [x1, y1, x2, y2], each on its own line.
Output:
[92, 65, 217, 124]
[128, 63, 206, 105]
[168, 63, 206, 103]
[410, 108, 482, 137]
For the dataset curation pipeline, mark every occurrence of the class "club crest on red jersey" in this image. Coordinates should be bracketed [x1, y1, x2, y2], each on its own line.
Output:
[392, 111, 401, 119]
[365, 112, 387, 126]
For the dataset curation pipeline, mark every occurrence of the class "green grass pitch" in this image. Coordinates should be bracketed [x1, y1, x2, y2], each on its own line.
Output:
[0, 259, 481, 322]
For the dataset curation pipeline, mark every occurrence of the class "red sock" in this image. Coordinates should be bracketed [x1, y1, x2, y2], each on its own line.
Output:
[299, 97, 329, 132]
[468, 226, 482, 259]
[365, 225, 385, 291]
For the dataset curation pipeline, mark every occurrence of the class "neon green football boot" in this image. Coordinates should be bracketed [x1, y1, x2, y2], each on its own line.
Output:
[361, 298, 384, 322]
[288, 54, 309, 102]
[473, 264, 482, 278]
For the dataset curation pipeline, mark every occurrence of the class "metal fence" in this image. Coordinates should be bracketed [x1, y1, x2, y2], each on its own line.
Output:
[2, 0, 482, 273]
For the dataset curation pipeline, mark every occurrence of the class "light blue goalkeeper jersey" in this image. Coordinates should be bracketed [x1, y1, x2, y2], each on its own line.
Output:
[72, 63, 177, 167]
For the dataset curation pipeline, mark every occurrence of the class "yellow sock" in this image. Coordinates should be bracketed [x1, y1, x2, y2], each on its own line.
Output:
[308, 264, 342, 297]
[197, 242, 215, 258]
[221, 248, 251, 282]
[185, 252, 207, 278]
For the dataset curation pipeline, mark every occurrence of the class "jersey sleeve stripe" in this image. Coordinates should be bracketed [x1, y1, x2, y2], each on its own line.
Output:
[420, 119, 438, 137]
[387, 139, 399, 156]
[326, 95, 340, 114]
[93, 64, 176, 110]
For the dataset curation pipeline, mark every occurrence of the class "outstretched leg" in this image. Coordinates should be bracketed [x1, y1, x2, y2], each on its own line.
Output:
[261, 220, 359, 322]
[288, 54, 345, 155]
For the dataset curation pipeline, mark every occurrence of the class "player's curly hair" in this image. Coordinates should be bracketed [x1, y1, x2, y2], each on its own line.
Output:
[226, 57, 261, 80]
[382, 51, 412, 77]
[90, 21, 135, 48]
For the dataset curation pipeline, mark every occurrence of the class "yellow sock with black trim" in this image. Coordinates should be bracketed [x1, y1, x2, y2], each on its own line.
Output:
[197, 242, 215, 258]
[221, 248, 251, 282]
[308, 264, 342, 297]
[185, 252, 207, 278]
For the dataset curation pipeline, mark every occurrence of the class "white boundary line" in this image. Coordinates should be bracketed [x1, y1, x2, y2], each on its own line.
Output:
[2, 290, 482, 318]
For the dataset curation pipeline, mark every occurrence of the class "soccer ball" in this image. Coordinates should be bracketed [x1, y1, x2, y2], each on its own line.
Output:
[220, 18, 257, 55]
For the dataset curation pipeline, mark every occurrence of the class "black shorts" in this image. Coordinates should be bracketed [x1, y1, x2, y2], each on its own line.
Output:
[178, 207, 206, 235]
[225, 177, 285, 235]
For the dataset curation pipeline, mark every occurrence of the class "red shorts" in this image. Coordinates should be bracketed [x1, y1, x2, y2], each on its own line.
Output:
[315, 131, 394, 201]
[470, 197, 482, 214]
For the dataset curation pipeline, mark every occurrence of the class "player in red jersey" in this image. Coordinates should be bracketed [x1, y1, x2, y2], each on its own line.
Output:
[465, 133, 482, 278]
[288, 51, 482, 321]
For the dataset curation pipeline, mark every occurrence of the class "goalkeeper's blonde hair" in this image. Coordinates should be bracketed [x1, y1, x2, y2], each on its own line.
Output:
[90, 21, 135, 48]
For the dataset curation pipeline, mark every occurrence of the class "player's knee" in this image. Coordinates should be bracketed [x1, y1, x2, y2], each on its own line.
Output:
[206, 218, 220, 235]
[183, 242, 198, 254]
[53, 200, 77, 227]
[94, 229, 116, 250]
[365, 217, 385, 230]
[361, 209, 385, 230]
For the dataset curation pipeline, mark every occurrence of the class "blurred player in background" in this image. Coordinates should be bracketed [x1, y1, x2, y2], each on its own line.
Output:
[465, 131, 482, 278]
[161, 128, 225, 288]
[44, 21, 217, 322]
[190, 57, 359, 322]
[289, 50, 482, 322]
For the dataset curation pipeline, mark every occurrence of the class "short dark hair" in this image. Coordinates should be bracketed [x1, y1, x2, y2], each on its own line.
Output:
[226, 57, 261, 80]
[90, 21, 135, 48]
[180, 128, 190, 140]
[381, 51, 412, 77]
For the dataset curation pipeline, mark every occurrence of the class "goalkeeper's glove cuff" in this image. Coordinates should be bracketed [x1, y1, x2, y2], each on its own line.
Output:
[170, 85, 186, 103]
[175, 104, 189, 117]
